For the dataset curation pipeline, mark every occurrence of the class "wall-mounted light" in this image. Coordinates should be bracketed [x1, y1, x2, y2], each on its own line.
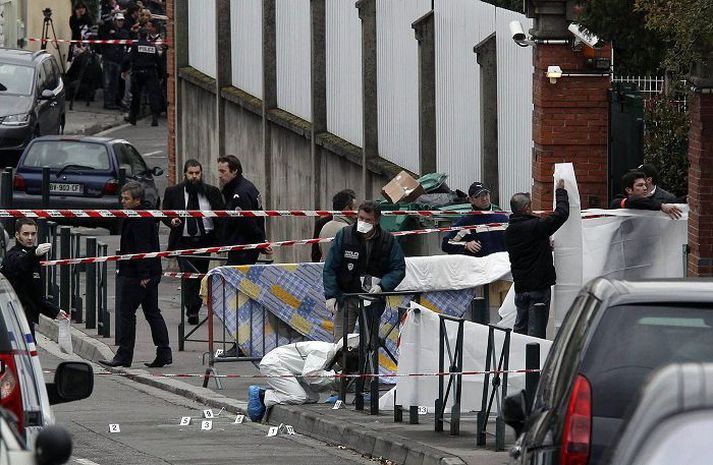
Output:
[546, 66, 563, 84]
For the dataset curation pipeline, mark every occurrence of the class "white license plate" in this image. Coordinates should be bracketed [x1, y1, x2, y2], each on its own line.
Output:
[49, 183, 83, 193]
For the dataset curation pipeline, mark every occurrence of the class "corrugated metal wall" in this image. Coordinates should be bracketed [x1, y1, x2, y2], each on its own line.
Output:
[325, 0, 363, 147]
[188, 0, 216, 78]
[376, 0, 430, 174]
[230, 0, 263, 99]
[434, 0, 495, 193]
[275, 0, 311, 121]
[495, 8, 533, 202]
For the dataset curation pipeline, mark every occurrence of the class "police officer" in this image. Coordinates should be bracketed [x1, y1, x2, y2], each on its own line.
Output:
[122, 27, 162, 126]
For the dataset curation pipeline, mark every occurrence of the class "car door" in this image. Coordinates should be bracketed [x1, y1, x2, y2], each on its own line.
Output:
[40, 60, 61, 134]
[33, 62, 51, 136]
[114, 143, 159, 207]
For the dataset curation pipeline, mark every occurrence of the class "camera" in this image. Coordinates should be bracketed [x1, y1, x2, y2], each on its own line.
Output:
[42, 8, 52, 19]
[509, 20, 530, 47]
[568, 23, 603, 49]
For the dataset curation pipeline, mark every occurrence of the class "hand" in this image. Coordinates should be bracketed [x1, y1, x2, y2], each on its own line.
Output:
[121, 71, 128, 80]
[556, 179, 565, 190]
[326, 298, 337, 314]
[140, 278, 150, 288]
[661, 204, 682, 219]
[35, 243, 52, 256]
[369, 285, 382, 294]
[171, 218, 182, 227]
[58, 310, 70, 320]
[464, 240, 482, 254]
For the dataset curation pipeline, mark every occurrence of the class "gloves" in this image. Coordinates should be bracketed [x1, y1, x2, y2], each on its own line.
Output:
[35, 243, 52, 257]
[326, 298, 337, 314]
[369, 284, 382, 294]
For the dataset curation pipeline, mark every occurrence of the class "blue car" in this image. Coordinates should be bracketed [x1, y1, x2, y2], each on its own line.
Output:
[12, 136, 163, 232]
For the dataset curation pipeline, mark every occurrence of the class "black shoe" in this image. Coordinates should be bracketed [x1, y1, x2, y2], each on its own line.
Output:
[144, 358, 172, 368]
[151, 115, 159, 127]
[98, 359, 131, 368]
[124, 116, 136, 125]
[187, 315, 199, 325]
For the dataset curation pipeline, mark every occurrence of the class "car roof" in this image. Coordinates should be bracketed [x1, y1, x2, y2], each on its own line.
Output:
[0, 47, 51, 66]
[607, 363, 713, 465]
[587, 277, 713, 307]
[29, 135, 129, 145]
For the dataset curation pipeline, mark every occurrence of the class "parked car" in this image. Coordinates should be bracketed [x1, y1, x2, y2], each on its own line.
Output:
[503, 278, 713, 465]
[12, 136, 164, 232]
[0, 48, 66, 167]
[605, 363, 713, 465]
[0, 408, 72, 465]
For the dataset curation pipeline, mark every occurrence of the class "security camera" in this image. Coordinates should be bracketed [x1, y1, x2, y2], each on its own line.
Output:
[509, 20, 530, 47]
[568, 23, 603, 49]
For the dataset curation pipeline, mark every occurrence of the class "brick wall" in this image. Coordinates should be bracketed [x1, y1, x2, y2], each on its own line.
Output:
[531, 44, 610, 210]
[165, 0, 176, 186]
[687, 92, 713, 277]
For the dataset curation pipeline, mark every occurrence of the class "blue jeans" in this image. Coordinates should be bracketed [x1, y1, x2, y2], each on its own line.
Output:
[102, 60, 122, 107]
[513, 288, 551, 339]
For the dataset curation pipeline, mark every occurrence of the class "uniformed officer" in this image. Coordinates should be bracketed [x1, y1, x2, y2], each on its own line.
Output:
[122, 27, 162, 126]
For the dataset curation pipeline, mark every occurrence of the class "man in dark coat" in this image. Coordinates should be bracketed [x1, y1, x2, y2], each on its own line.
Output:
[122, 27, 162, 126]
[610, 171, 682, 219]
[0, 219, 67, 340]
[217, 155, 266, 265]
[100, 182, 171, 368]
[504, 180, 569, 338]
[100, 12, 130, 109]
[162, 159, 224, 324]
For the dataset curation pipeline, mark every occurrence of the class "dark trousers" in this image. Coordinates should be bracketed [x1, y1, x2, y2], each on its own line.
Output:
[102, 60, 121, 107]
[227, 250, 259, 266]
[513, 288, 551, 339]
[129, 68, 162, 120]
[115, 276, 171, 363]
[176, 234, 213, 316]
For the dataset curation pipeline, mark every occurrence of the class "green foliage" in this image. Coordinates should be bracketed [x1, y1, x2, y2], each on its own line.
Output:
[578, 0, 665, 75]
[480, 0, 524, 13]
[643, 96, 690, 196]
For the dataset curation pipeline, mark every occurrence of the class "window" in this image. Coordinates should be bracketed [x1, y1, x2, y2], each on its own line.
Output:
[114, 143, 148, 176]
[42, 60, 58, 90]
[0, 64, 35, 95]
[22, 141, 111, 170]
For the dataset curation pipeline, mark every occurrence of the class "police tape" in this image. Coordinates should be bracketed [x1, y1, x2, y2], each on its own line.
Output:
[163, 272, 207, 279]
[27, 37, 167, 45]
[40, 223, 507, 267]
[0, 208, 514, 219]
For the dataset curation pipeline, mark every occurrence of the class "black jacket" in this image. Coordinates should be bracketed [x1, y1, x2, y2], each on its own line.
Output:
[505, 188, 570, 293]
[122, 37, 160, 72]
[118, 202, 162, 279]
[221, 175, 266, 247]
[609, 194, 663, 210]
[162, 182, 225, 251]
[100, 25, 130, 64]
[0, 244, 60, 325]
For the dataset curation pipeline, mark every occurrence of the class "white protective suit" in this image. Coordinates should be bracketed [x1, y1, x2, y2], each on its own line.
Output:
[260, 335, 358, 407]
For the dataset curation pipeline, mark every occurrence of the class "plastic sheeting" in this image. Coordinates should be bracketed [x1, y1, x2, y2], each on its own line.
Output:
[396, 253, 511, 292]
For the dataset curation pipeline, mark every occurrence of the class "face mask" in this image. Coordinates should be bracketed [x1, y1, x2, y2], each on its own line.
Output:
[356, 220, 374, 234]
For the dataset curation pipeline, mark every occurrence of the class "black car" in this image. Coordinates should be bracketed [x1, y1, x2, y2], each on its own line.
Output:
[0, 48, 66, 166]
[606, 363, 713, 465]
[12, 136, 163, 232]
[504, 278, 713, 465]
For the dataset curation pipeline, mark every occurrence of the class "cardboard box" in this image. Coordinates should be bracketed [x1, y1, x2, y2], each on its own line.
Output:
[381, 171, 426, 204]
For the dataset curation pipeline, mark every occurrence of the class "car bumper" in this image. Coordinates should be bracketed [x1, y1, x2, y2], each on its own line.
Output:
[11, 192, 121, 210]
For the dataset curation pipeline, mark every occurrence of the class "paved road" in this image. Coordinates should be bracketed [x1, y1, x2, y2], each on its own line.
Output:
[39, 336, 377, 465]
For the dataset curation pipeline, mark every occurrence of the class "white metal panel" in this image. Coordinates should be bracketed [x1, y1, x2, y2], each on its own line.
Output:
[434, 0, 495, 193]
[230, 0, 263, 98]
[376, 0, 430, 173]
[276, 0, 311, 121]
[326, 0, 362, 147]
[188, 0, 216, 78]
[495, 8, 533, 203]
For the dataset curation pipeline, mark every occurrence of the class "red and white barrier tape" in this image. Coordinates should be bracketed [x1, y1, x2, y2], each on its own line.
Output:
[28, 37, 166, 45]
[0, 209, 514, 219]
[40, 223, 507, 267]
[163, 272, 207, 279]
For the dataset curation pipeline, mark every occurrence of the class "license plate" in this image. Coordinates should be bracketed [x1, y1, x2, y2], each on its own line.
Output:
[49, 183, 83, 193]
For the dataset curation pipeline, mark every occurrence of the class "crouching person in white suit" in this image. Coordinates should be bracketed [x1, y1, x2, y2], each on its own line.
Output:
[247, 334, 359, 421]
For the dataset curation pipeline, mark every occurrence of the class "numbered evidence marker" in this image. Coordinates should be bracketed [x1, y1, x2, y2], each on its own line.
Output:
[203, 409, 214, 419]
[215, 349, 224, 357]
[285, 425, 295, 435]
[267, 426, 279, 437]
[180, 416, 191, 426]
[234, 415, 245, 424]
[109, 424, 120, 433]
[201, 420, 213, 431]
[332, 400, 344, 410]
[417, 406, 428, 415]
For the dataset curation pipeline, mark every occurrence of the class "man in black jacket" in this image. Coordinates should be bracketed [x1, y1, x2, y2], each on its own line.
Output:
[610, 171, 682, 219]
[100, 12, 129, 109]
[0, 219, 68, 340]
[122, 27, 162, 126]
[217, 155, 266, 265]
[100, 182, 171, 368]
[163, 159, 224, 324]
[505, 180, 569, 338]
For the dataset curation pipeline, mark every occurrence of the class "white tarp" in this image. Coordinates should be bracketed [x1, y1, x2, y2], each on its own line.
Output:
[379, 302, 551, 412]
[397, 253, 512, 292]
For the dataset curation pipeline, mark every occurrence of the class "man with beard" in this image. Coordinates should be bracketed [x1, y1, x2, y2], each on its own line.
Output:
[162, 160, 224, 324]
[217, 155, 266, 266]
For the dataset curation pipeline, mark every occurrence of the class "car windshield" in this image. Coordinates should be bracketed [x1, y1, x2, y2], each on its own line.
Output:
[0, 64, 34, 95]
[581, 304, 713, 419]
[22, 141, 111, 170]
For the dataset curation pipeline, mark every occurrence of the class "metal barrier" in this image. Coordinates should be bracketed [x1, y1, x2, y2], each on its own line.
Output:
[477, 325, 511, 451]
[434, 313, 465, 435]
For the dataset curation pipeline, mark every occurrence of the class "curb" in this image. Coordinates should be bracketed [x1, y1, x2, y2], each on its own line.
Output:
[64, 117, 127, 137]
[38, 317, 465, 465]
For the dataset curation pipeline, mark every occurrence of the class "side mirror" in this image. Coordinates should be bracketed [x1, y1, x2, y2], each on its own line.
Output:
[46, 361, 94, 405]
[151, 166, 164, 177]
[502, 390, 528, 437]
[35, 425, 72, 465]
[40, 89, 55, 100]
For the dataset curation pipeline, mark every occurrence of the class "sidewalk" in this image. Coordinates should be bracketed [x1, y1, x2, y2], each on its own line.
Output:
[63, 90, 127, 136]
[38, 237, 512, 465]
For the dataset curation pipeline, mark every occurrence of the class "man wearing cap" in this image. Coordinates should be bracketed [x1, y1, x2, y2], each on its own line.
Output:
[441, 182, 509, 257]
[100, 12, 130, 110]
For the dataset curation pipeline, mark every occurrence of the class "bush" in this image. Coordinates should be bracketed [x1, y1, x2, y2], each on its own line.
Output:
[643, 95, 690, 196]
